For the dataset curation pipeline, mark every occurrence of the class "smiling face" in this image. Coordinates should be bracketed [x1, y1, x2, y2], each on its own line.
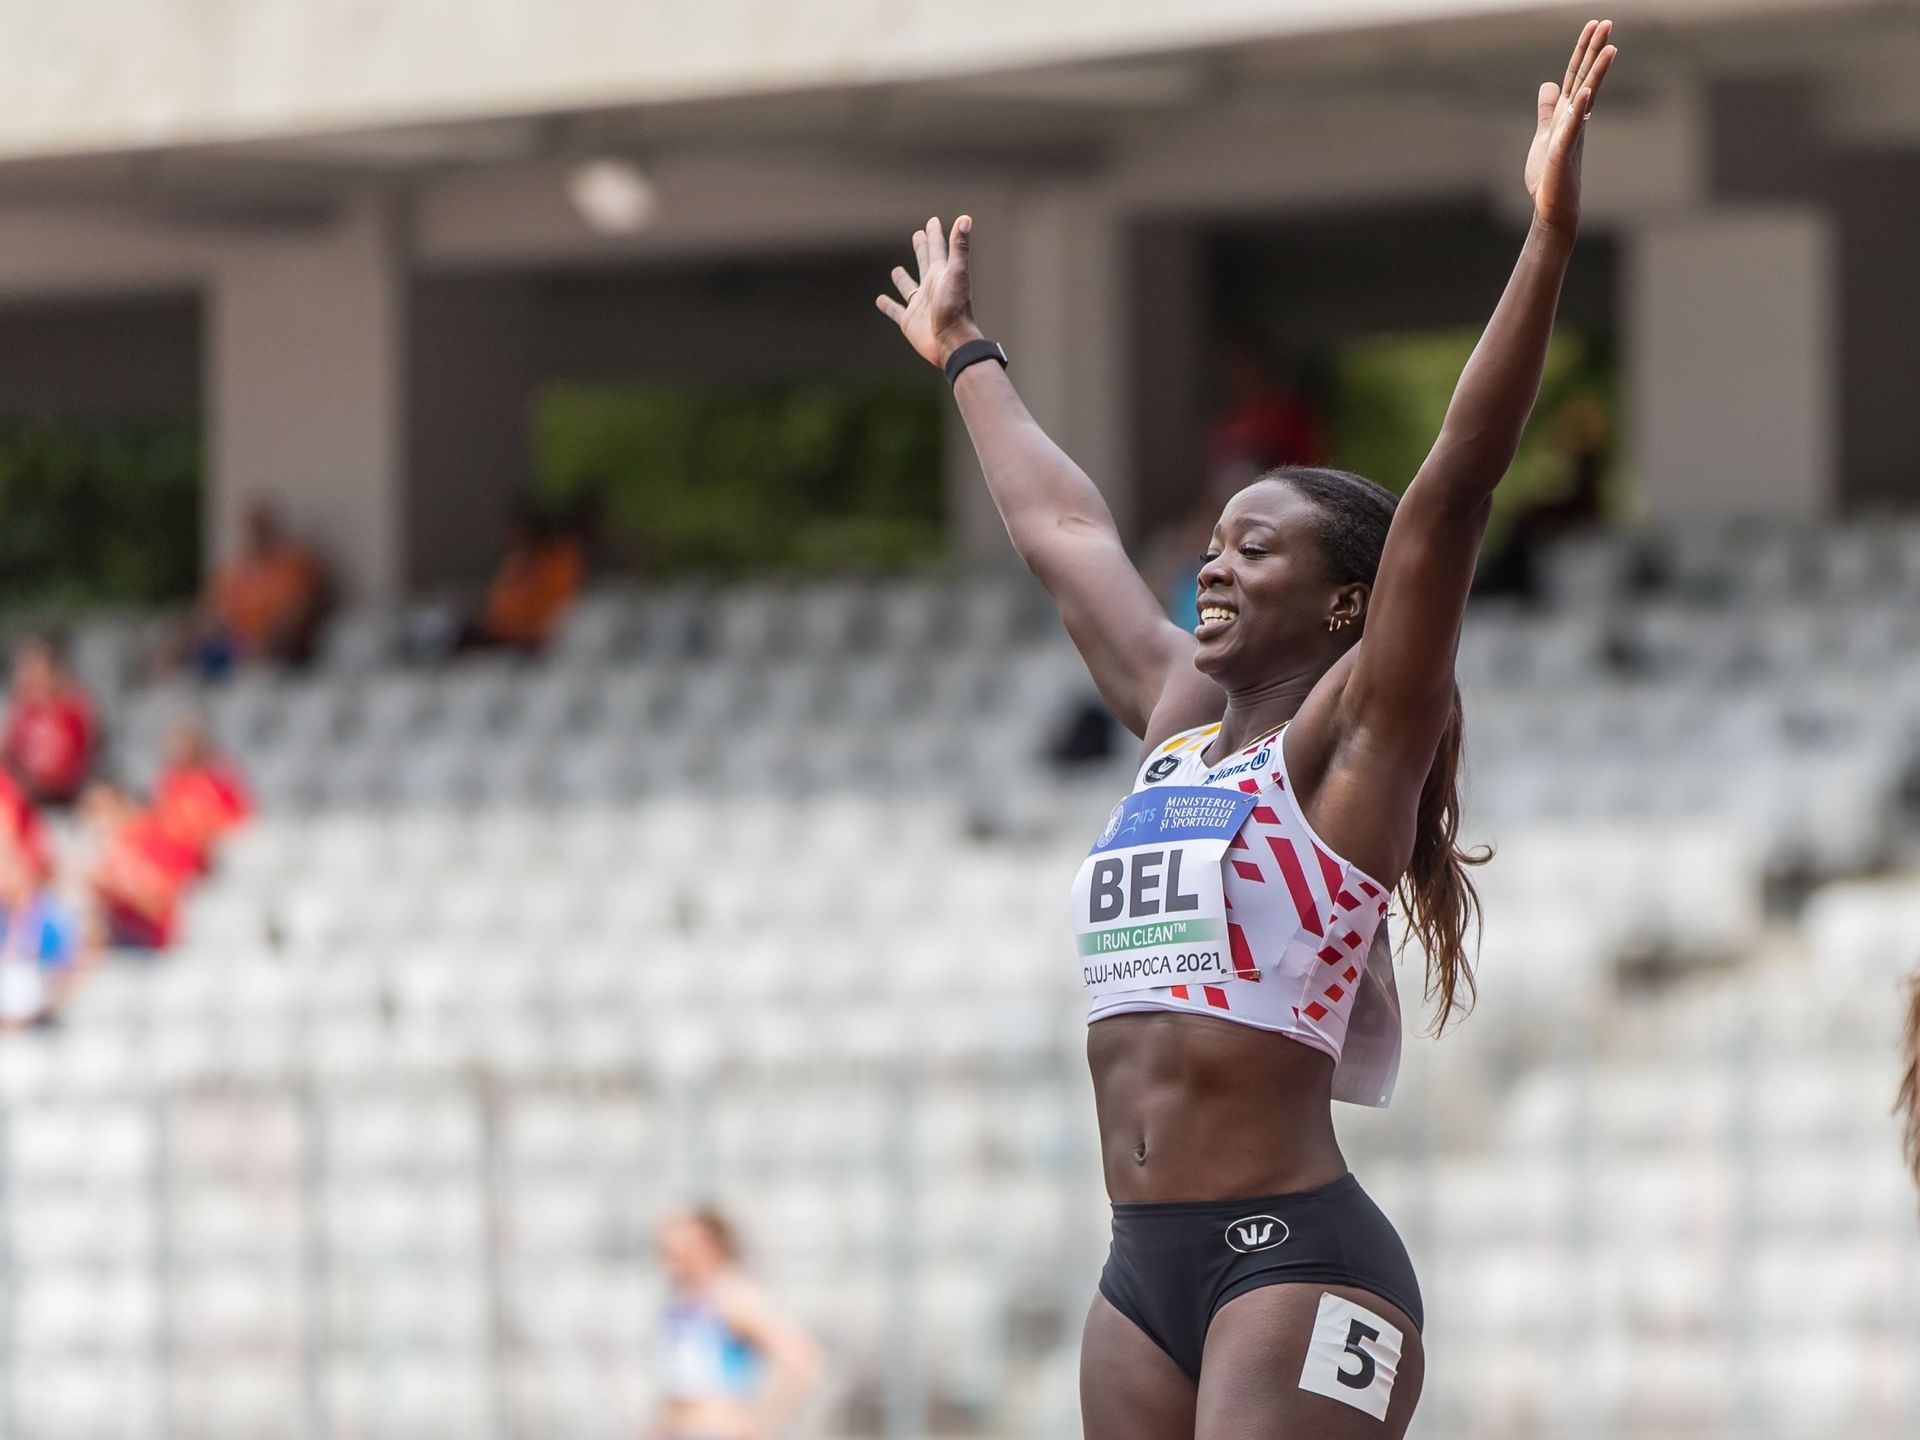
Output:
[1192, 478, 1366, 692]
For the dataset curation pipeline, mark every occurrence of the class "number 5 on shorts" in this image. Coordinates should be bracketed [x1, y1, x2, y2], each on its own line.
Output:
[1298, 1293, 1403, 1421]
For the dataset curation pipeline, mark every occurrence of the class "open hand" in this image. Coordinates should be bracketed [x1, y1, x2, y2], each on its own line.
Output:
[1524, 20, 1618, 234]
[875, 215, 984, 369]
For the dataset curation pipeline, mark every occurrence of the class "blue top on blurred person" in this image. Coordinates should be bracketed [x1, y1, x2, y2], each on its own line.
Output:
[0, 841, 82, 1026]
[653, 1207, 822, 1440]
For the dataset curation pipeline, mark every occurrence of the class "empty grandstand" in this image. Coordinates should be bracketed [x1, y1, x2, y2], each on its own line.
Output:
[0, 514, 1906, 1438]
[3, 3, 1920, 1438]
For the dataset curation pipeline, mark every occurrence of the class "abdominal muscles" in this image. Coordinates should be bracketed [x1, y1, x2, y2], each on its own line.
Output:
[1087, 1011, 1348, 1202]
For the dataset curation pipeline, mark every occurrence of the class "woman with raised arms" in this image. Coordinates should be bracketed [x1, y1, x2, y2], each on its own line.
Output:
[876, 22, 1616, 1438]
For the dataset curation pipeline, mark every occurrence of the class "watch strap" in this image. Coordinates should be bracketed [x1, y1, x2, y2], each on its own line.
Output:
[943, 338, 1009, 386]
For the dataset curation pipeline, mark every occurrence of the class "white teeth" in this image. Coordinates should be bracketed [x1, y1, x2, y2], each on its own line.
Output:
[1199, 607, 1235, 626]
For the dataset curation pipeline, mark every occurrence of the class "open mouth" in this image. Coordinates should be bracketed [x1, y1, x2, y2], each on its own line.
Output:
[1196, 604, 1237, 636]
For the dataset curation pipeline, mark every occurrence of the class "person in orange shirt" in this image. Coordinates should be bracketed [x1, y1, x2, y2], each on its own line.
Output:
[466, 505, 586, 652]
[153, 715, 252, 876]
[185, 502, 330, 676]
[1, 634, 99, 808]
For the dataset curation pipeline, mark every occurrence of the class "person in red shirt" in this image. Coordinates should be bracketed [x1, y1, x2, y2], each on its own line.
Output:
[1208, 341, 1330, 474]
[0, 769, 52, 885]
[2, 635, 98, 808]
[84, 782, 198, 952]
[153, 715, 252, 876]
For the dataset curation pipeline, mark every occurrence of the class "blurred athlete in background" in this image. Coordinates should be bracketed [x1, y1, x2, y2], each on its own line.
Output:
[1899, 974, 1920, 1194]
[877, 20, 1616, 1438]
[652, 1207, 822, 1440]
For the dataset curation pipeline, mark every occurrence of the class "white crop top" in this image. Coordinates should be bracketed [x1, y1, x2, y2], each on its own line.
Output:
[1073, 722, 1403, 1107]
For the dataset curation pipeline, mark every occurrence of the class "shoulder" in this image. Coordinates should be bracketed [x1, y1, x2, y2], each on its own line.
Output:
[707, 1272, 777, 1334]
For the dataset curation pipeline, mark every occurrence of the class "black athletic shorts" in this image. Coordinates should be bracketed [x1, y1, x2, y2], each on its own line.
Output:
[1097, 1172, 1422, 1381]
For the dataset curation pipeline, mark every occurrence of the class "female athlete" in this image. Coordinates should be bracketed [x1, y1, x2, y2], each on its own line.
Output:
[876, 21, 1617, 1437]
[651, 1207, 822, 1440]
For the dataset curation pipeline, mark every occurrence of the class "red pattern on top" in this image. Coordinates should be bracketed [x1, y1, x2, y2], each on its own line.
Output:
[1086, 723, 1396, 1082]
[1265, 836, 1324, 938]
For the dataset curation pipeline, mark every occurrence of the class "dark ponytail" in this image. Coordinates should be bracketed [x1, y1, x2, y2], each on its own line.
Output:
[1267, 467, 1490, 1032]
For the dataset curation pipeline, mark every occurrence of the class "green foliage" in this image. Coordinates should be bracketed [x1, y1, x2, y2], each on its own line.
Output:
[0, 418, 202, 617]
[532, 378, 948, 576]
[1329, 329, 1616, 552]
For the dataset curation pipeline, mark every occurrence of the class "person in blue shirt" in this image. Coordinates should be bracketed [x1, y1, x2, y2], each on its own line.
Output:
[0, 840, 90, 1029]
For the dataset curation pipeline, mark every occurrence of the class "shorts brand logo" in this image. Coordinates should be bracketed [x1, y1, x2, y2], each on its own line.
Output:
[1225, 1214, 1290, 1253]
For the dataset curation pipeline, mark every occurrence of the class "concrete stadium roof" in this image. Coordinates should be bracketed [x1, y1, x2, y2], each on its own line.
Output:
[0, 0, 1883, 164]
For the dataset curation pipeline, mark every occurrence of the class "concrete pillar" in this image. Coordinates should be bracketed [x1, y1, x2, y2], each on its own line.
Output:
[947, 189, 1134, 569]
[1624, 207, 1837, 522]
[408, 276, 540, 591]
[207, 191, 410, 602]
[1126, 220, 1209, 542]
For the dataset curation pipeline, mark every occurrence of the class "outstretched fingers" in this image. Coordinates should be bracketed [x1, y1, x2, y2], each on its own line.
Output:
[925, 215, 947, 265]
[891, 265, 920, 303]
[875, 293, 907, 325]
[1561, 19, 1600, 100]
[1579, 38, 1618, 113]
[1568, 21, 1615, 105]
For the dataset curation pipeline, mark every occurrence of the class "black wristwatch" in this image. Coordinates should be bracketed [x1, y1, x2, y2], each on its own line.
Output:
[943, 338, 1009, 387]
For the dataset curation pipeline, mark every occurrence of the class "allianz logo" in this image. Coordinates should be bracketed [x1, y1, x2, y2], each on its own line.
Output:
[1224, 1213, 1290, 1253]
[1202, 749, 1271, 785]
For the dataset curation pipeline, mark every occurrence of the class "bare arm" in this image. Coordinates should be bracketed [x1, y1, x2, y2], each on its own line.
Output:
[1341, 22, 1617, 768]
[713, 1279, 823, 1439]
[876, 217, 1214, 740]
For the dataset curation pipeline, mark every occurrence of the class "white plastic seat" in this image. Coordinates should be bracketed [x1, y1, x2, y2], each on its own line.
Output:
[552, 592, 634, 664]
[323, 1181, 486, 1260]
[353, 673, 437, 746]
[170, 1364, 308, 1440]
[319, 608, 401, 674]
[712, 585, 792, 658]
[434, 659, 521, 738]
[171, 1263, 305, 1347]
[513, 667, 592, 739]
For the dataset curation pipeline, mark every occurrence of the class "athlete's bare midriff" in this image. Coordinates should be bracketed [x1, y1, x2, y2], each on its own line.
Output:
[1089, 1010, 1348, 1203]
[661, 1398, 757, 1440]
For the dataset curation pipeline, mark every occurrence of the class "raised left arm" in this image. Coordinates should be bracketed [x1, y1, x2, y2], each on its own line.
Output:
[1342, 20, 1616, 758]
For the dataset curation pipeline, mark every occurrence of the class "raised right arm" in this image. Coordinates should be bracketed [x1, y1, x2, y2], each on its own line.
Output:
[877, 215, 1218, 740]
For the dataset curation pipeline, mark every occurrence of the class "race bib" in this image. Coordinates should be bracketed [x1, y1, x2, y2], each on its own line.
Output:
[1071, 785, 1257, 996]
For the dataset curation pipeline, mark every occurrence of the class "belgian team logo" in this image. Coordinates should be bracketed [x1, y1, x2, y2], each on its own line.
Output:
[1224, 1213, 1290, 1253]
